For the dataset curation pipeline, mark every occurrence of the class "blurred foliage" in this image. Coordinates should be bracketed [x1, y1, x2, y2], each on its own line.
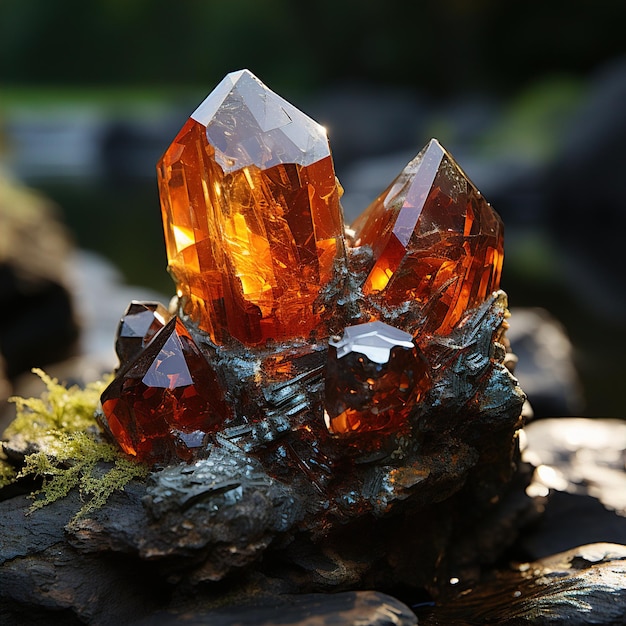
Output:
[481, 77, 585, 161]
[1, 0, 625, 96]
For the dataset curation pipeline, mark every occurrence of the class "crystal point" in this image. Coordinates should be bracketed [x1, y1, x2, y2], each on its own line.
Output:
[353, 139, 503, 336]
[115, 301, 172, 365]
[158, 70, 345, 346]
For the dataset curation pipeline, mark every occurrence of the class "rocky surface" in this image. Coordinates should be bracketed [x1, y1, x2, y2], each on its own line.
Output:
[420, 543, 626, 625]
[3, 416, 626, 623]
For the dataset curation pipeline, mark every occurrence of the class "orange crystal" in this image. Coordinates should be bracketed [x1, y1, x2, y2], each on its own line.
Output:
[352, 139, 503, 336]
[158, 70, 345, 346]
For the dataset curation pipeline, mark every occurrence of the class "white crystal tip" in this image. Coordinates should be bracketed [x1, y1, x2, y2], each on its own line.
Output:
[330, 321, 415, 364]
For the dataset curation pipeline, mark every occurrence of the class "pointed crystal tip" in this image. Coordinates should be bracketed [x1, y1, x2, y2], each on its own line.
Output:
[191, 68, 330, 173]
[352, 138, 503, 336]
[158, 70, 345, 346]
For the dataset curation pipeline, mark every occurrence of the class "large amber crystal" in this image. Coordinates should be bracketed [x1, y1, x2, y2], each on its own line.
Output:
[352, 139, 503, 336]
[158, 70, 345, 346]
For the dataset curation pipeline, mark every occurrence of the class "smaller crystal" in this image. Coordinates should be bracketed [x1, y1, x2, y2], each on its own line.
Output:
[352, 139, 503, 336]
[101, 317, 232, 463]
[330, 322, 416, 363]
[115, 301, 171, 365]
[324, 321, 430, 436]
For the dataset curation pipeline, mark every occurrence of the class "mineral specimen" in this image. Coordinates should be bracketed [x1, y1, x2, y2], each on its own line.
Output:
[100, 69, 515, 490]
[157, 69, 346, 346]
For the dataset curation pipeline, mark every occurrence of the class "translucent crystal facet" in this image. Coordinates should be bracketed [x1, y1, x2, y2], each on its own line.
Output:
[352, 139, 504, 336]
[100, 317, 232, 463]
[115, 301, 172, 365]
[158, 69, 346, 346]
[324, 321, 430, 435]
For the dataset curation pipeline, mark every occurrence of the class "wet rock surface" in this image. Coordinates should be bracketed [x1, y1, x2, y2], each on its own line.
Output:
[132, 591, 418, 626]
[3, 417, 626, 623]
[420, 543, 626, 625]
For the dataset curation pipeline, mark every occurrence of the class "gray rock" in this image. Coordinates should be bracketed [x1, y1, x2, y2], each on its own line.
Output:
[421, 543, 626, 625]
[507, 308, 584, 417]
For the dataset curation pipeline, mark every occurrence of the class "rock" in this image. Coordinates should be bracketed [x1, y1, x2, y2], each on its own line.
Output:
[420, 543, 626, 625]
[523, 418, 626, 515]
[3, 414, 626, 623]
[0, 172, 79, 384]
[132, 590, 417, 626]
[520, 491, 626, 562]
[520, 418, 626, 560]
[0, 491, 165, 625]
[507, 308, 584, 417]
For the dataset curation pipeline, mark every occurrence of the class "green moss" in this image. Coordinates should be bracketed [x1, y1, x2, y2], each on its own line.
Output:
[19, 431, 149, 518]
[0, 453, 16, 488]
[6, 368, 108, 441]
[3, 368, 149, 518]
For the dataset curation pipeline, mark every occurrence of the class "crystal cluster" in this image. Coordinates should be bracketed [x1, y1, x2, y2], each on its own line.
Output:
[101, 309, 231, 461]
[99, 69, 506, 465]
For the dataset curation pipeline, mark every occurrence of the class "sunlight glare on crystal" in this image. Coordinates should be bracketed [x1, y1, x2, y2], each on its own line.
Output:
[173, 225, 195, 252]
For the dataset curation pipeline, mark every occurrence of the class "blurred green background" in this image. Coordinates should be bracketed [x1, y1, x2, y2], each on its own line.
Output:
[1, 0, 625, 416]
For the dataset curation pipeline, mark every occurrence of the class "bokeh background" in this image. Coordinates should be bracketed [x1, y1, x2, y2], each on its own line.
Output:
[1, 0, 625, 417]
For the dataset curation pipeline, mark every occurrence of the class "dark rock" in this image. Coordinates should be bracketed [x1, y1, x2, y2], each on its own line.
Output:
[132, 590, 417, 626]
[507, 308, 584, 417]
[520, 491, 626, 562]
[4, 416, 626, 623]
[520, 418, 626, 560]
[420, 543, 626, 625]
[0, 173, 79, 385]
[523, 418, 626, 513]
[0, 494, 68, 564]
[0, 491, 167, 625]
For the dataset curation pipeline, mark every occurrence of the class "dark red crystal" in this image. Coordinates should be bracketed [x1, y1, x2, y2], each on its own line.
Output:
[324, 321, 430, 435]
[101, 317, 232, 462]
[115, 301, 172, 365]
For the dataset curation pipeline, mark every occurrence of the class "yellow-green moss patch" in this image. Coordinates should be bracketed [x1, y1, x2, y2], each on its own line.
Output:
[6, 368, 108, 442]
[0, 452, 16, 488]
[3, 369, 149, 518]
